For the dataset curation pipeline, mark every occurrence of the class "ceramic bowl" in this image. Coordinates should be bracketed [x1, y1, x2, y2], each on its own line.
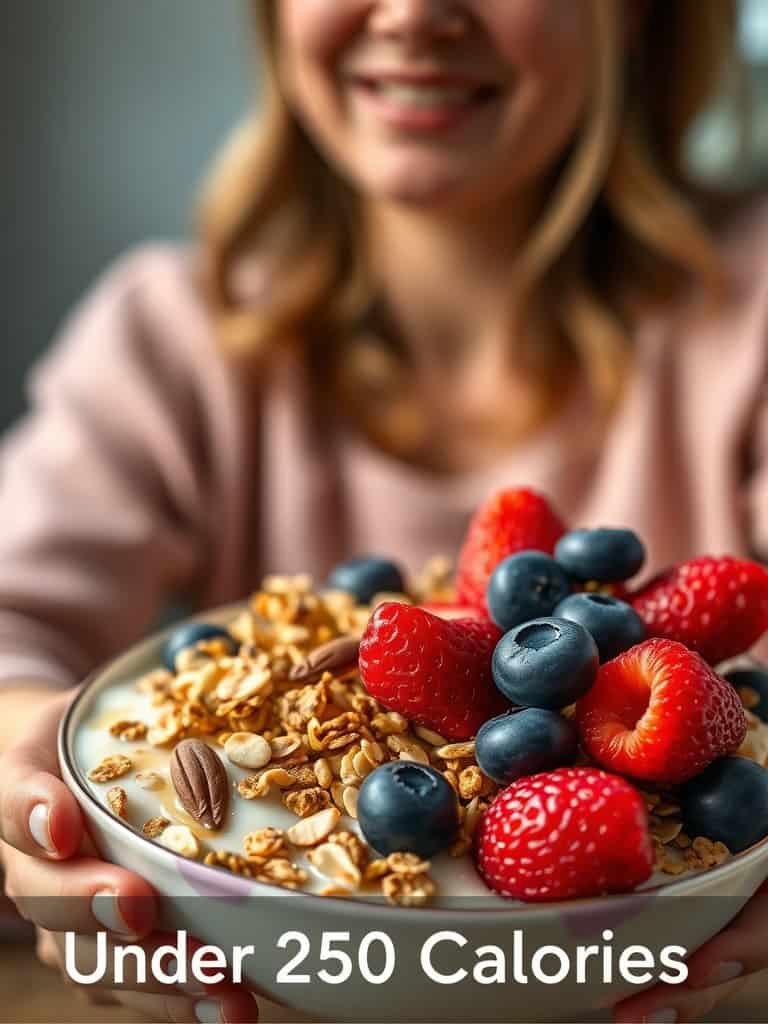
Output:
[59, 611, 768, 1023]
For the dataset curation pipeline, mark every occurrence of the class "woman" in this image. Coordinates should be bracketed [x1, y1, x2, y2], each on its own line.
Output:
[1, 2, 767, 1021]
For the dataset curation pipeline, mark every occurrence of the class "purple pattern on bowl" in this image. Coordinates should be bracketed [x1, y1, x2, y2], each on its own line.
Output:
[177, 856, 254, 901]
[561, 889, 658, 939]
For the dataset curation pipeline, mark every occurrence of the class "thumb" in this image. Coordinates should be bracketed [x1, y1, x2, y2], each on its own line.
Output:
[0, 689, 85, 859]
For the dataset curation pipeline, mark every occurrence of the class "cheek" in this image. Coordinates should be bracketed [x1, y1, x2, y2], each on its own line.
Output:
[277, 0, 368, 69]
[483, 0, 590, 92]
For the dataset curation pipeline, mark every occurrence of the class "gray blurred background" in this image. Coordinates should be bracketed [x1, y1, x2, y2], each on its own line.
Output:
[3, 0, 768, 434]
[1, 0, 251, 430]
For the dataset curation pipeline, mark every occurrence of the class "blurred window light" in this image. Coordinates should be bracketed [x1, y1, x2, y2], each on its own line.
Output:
[739, 0, 768, 62]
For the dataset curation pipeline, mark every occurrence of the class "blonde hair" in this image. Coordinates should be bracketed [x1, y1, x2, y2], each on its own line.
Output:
[200, 0, 737, 458]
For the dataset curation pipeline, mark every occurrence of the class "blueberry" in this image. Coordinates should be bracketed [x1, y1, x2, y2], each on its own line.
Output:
[325, 556, 405, 604]
[721, 667, 768, 723]
[162, 623, 235, 671]
[357, 761, 459, 858]
[486, 551, 572, 631]
[681, 757, 768, 853]
[554, 528, 645, 583]
[475, 708, 579, 785]
[553, 592, 645, 662]
[492, 617, 598, 709]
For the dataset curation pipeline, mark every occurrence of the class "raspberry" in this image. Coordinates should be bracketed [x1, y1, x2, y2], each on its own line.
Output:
[575, 638, 747, 784]
[476, 767, 653, 902]
[358, 602, 505, 741]
[630, 556, 768, 664]
[455, 488, 566, 612]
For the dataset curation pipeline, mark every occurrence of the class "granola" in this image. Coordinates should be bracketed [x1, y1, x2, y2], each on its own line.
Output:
[79, 568, 767, 908]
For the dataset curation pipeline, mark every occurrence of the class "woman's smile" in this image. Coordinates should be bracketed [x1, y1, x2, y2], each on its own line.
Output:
[344, 67, 504, 134]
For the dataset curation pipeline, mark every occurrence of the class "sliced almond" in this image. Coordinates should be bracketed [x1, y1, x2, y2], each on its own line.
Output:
[342, 785, 359, 819]
[434, 741, 475, 760]
[307, 843, 361, 890]
[398, 746, 430, 766]
[314, 757, 333, 788]
[352, 750, 373, 779]
[135, 770, 164, 791]
[160, 825, 200, 859]
[225, 732, 272, 770]
[287, 807, 340, 847]
[270, 735, 302, 760]
[414, 725, 448, 746]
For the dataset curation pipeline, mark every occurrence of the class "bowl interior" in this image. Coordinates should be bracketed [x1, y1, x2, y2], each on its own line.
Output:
[60, 603, 768, 922]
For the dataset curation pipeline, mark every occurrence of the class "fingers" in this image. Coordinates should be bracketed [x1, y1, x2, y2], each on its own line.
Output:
[614, 891, 768, 1023]
[683, 890, 768, 987]
[0, 691, 84, 859]
[114, 988, 259, 1023]
[613, 976, 748, 1023]
[6, 852, 157, 937]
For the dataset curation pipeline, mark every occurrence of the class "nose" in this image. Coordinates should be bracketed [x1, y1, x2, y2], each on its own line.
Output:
[369, 0, 469, 42]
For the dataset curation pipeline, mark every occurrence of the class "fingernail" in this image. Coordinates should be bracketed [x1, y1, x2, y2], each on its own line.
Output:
[195, 1000, 223, 1023]
[91, 890, 138, 938]
[29, 804, 55, 853]
[647, 1011, 678, 1024]
[704, 960, 744, 986]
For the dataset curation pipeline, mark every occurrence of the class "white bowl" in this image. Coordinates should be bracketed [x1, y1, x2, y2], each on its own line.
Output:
[59, 611, 768, 1023]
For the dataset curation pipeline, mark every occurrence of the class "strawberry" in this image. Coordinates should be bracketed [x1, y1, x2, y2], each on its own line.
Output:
[575, 638, 747, 784]
[358, 602, 505, 741]
[419, 601, 491, 621]
[476, 767, 653, 902]
[455, 487, 566, 611]
[630, 556, 768, 664]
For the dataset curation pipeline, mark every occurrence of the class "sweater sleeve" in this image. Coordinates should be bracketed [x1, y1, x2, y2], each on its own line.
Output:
[0, 246, 213, 687]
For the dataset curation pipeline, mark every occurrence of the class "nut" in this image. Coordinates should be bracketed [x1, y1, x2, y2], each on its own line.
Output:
[414, 725, 448, 746]
[160, 825, 200, 859]
[314, 758, 333, 788]
[382, 872, 435, 907]
[170, 739, 229, 829]
[283, 787, 332, 817]
[244, 827, 286, 860]
[328, 831, 369, 870]
[270, 735, 302, 760]
[255, 858, 308, 890]
[238, 768, 294, 799]
[135, 770, 164, 790]
[307, 843, 361, 890]
[224, 732, 272, 770]
[287, 807, 340, 847]
[106, 786, 128, 819]
[143, 816, 170, 838]
[109, 720, 148, 742]
[434, 741, 475, 761]
[88, 755, 133, 783]
[341, 786, 359, 819]
[386, 852, 430, 875]
[289, 636, 360, 683]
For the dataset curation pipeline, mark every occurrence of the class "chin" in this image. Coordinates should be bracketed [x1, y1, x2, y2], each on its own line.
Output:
[361, 159, 483, 209]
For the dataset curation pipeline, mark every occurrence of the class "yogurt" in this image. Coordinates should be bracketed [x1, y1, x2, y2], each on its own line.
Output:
[71, 607, 768, 909]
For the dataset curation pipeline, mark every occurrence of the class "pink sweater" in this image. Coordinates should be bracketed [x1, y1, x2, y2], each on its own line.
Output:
[3, 205, 768, 688]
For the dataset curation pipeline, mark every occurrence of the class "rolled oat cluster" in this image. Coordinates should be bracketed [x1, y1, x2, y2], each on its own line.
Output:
[86, 570, 496, 906]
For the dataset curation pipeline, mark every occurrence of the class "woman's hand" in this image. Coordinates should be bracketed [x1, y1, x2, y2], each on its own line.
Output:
[0, 689, 259, 1023]
[613, 882, 768, 1023]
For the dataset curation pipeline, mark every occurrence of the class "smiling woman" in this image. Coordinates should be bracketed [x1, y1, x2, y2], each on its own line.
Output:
[202, 0, 732, 466]
[4, 2, 768, 1024]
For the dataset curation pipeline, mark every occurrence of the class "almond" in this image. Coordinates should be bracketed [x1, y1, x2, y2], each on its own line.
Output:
[288, 636, 360, 682]
[170, 739, 229, 829]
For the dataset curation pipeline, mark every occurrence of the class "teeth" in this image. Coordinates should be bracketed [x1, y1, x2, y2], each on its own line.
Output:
[373, 82, 473, 107]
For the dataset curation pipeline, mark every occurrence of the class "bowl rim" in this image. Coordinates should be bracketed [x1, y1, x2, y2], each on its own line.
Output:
[59, 603, 768, 924]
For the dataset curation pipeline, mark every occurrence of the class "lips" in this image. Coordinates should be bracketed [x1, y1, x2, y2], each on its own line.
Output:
[351, 71, 499, 108]
[346, 69, 501, 130]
